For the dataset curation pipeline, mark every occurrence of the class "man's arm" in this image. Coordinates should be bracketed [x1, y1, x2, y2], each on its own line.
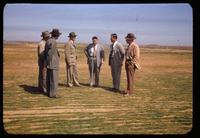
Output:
[118, 43, 125, 61]
[101, 45, 105, 62]
[65, 42, 71, 65]
[84, 45, 89, 58]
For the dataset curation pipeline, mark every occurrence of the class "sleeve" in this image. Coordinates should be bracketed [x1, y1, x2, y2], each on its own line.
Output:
[119, 44, 125, 61]
[37, 43, 40, 57]
[133, 45, 140, 62]
[84, 45, 89, 58]
[47, 41, 53, 61]
[65, 42, 71, 64]
[101, 45, 105, 61]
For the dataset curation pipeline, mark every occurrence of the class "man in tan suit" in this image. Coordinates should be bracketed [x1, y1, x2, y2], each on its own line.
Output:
[65, 32, 80, 87]
[124, 33, 141, 96]
[37, 31, 50, 93]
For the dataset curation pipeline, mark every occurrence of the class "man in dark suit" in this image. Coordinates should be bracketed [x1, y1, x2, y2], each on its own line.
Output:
[44, 28, 61, 98]
[109, 34, 125, 92]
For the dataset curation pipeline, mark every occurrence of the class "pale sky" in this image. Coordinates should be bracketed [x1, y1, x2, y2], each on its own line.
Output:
[3, 4, 192, 46]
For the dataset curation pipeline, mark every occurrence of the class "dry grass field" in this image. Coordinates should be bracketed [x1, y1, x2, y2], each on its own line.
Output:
[3, 42, 192, 134]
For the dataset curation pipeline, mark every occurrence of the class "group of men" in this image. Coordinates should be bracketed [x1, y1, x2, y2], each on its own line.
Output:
[38, 28, 140, 98]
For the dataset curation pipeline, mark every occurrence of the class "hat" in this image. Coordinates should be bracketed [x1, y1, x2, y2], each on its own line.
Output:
[92, 36, 98, 39]
[41, 31, 50, 38]
[68, 32, 77, 37]
[125, 33, 136, 39]
[50, 28, 62, 36]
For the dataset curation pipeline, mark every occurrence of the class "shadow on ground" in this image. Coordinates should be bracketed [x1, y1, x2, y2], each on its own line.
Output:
[19, 85, 45, 95]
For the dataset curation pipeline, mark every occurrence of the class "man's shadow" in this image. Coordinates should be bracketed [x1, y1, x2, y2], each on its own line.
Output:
[19, 85, 45, 95]
[79, 83, 115, 93]
[100, 85, 115, 92]
[79, 82, 90, 87]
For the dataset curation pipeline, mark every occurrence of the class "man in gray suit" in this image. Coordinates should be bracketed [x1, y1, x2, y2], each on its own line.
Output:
[65, 32, 80, 87]
[109, 34, 125, 92]
[84, 36, 105, 87]
[37, 31, 50, 93]
[44, 28, 61, 98]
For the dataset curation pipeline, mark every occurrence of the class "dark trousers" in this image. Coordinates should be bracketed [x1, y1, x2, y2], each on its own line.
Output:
[46, 69, 59, 97]
[125, 62, 135, 94]
[38, 57, 46, 92]
[110, 64, 122, 90]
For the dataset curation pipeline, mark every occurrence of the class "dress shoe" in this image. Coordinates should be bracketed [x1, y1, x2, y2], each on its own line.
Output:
[123, 93, 130, 97]
[74, 84, 81, 87]
[49, 95, 61, 99]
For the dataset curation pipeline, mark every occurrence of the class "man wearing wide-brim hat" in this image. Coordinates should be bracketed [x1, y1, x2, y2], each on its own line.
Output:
[123, 33, 141, 96]
[37, 31, 50, 93]
[44, 28, 62, 98]
[64, 32, 80, 87]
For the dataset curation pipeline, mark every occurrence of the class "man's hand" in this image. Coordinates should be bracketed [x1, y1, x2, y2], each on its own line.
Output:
[101, 59, 104, 64]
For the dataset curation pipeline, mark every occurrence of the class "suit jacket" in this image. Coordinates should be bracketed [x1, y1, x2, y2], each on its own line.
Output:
[65, 40, 77, 66]
[84, 43, 105, 67]
[109, 41, 125, 66]
[44, 37, 60, 70]
[125, 41, 141, 70]
[38, 39, 46, 66]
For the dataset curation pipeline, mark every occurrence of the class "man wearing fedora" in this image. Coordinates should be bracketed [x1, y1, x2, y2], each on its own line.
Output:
[44, 28, 61, 98]
[124, 33, 141, 96]
[37, 31, 50, 93]
[84, 36, 105, 87]
[108, 34, 125, 92]
[65, 32, 80, 87]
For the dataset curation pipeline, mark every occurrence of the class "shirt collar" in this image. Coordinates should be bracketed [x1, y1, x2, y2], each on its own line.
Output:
[113, 41, 118, 47]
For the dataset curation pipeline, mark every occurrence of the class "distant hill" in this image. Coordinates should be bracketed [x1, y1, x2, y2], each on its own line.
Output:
[3, 41, 192, 50]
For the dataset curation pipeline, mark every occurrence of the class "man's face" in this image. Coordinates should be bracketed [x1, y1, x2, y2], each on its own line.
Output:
[70, 37, 76, 41]
[44, 37, 49, 41]
[126, 38, 133, 44]
[92, 38, 98, 45]
[54, 35, 59, 40]
[110, 36, 115, 43]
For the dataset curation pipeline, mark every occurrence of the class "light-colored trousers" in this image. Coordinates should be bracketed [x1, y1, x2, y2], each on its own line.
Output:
[88, 58, 101, 86]
[110, 64, 122, 90]
[46, 69, 59, 97]
[125, 61, 136, 94]
[66, 62, 80, 86]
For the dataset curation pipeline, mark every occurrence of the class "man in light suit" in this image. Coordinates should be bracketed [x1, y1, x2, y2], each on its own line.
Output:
[84, 36, 105, 87]
[44, 28, 61, 98]
[65, 32, 80, 87]
[37, 31, 50, 93]
[108, 34, 125, 92]
[124, 33, 141, 96]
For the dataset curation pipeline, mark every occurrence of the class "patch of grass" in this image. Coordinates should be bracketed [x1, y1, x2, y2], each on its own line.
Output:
[3, 44, 192, 134]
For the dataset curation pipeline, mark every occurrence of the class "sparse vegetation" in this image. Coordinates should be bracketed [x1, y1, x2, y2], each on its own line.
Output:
[3, 43, 192, 134]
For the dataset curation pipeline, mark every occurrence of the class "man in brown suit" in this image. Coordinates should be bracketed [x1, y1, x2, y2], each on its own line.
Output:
[37, 31, 50, 93]
[65, 32, 80, 87]
[124, 33, 141, 96]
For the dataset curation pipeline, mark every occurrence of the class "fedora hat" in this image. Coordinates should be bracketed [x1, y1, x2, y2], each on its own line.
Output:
[50, 28, 62, 36]
[41, 31, 50, 38]
[125, 33, 136, 39]
[68, 32, 77, 37]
